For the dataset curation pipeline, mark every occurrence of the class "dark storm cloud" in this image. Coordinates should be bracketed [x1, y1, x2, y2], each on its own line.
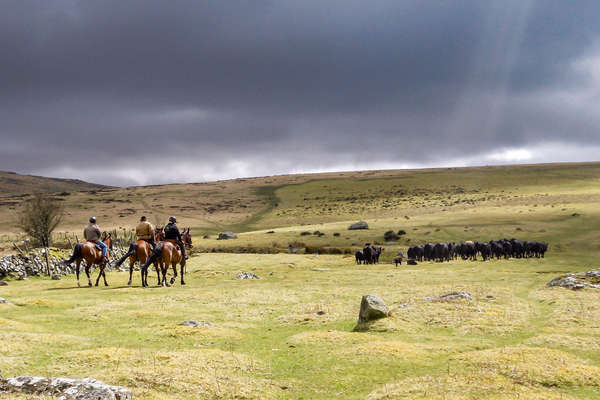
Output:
[1, 0, 600, 185]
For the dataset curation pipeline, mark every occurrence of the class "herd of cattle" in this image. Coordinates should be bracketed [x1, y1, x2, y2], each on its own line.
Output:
[355, 238, 549, 265]
[407, 238, 549, 262]
[355, 244, 383, 264]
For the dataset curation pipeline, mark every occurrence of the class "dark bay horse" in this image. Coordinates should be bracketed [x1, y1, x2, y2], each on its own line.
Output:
[114, 227, 169, 287]
[141, 230, 191, 286]
[65, 233, 113, 287]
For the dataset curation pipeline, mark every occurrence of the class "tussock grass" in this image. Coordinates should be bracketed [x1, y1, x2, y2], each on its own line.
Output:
[367, 372, 578, 399]
[454, 346, 600, 387]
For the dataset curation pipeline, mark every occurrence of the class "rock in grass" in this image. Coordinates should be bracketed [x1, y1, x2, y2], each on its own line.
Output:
[236, 272, 260, 280]
[1, 376, 131, 400]
[0, 281, 7, 286]
[179, 320, 212, 328]
[0, 298, 7, 304]
[407, 259, 418, 265]
[424, 292, 472, 301]
[51, 273, 61, 280]
[547, 270, 600, 290]
[357, 294, 388, 324]
[348, 221, 369, 230]
[217, 231, 238, 240]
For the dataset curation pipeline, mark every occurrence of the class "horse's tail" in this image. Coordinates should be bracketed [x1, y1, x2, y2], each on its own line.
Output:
[113, 242, 138, 268]
[141, 242, 163, 270]
[63, 243, 83, 265]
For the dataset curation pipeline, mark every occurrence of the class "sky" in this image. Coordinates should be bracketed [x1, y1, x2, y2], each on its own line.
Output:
[1, 0, 600, 186]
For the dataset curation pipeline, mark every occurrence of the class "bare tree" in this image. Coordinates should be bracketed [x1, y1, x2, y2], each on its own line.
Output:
[17, 194, 63, 248]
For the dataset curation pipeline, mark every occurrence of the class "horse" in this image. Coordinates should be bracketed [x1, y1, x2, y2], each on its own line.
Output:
[64, 233, 113, 287]
[155, 226, 165, 241]
[141, 230, 191, 286]
[113, 239, 160, 287]
[181, 228, 192, 249]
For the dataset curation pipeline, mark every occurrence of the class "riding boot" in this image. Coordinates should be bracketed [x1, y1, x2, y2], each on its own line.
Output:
[180, 241, 188, 260]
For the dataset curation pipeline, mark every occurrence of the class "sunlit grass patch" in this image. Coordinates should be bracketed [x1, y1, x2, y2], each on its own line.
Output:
[525, 333, 600, 350]
[162, 324, 243, 339]
[347, 340, 430, 359]
[454, 346, 600, 387]
[50, 347, 279, 399]
[287, 330, 379, 346]
[366, 372, 577, 400]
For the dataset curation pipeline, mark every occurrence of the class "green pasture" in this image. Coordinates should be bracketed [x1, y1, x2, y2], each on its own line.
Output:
[1, 163, 600, 399]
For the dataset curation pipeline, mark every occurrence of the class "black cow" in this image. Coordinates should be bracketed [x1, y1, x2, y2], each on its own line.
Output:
[433, 242, 450, 262]
[355, 251, 365, 264]
[423, 243, 435, 261]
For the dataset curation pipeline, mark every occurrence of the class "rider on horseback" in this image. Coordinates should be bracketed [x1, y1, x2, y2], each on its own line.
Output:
[136, 215, 155, 249]
[84, 217, 108, 263]
[164, 216, 188, 260]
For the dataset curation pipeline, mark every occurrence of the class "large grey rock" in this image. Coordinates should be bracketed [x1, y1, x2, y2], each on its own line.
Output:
[348, 221, 369, 230]
[358, 294, 388, 324]
[424, 292, 473, 301]
[51, 273, 62, 280]
[0, 281, 7, 286]
[2, 376, 131, 400]
[0, 297, 7, 304]
[218, 231, 238, 240]
[547, 270, 600, 290]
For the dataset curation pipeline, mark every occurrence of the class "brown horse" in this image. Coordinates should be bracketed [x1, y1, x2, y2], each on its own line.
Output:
[155, 226, 165, 242]
[141, 231, 191, 286]
[65, 233, 113, 287]
[113, 239, 160, 287]
[182, 228, 193, 249]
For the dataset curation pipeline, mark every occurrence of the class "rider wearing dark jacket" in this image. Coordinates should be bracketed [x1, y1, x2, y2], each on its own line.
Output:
[164, 217, 187, 259]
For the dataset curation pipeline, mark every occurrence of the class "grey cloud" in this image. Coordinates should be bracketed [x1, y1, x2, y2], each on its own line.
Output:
[1, 0, 600, 185]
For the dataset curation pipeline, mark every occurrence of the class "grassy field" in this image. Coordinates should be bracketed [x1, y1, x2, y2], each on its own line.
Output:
[1, 162, 600, 399]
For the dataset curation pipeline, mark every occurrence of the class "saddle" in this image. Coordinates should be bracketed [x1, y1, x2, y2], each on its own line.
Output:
[85, 240, 102, 251]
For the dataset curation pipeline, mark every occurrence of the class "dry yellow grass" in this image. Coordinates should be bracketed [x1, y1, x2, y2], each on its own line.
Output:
[367, 372, 578, 400]
[47, 347, 279, 399]
[454, 346, 600, 387]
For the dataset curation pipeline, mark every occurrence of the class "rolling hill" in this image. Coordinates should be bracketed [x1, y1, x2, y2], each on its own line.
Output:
[0, 171, 107, 195]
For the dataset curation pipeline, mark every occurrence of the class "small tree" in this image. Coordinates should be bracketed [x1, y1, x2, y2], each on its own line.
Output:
[17, 193, 63, 248]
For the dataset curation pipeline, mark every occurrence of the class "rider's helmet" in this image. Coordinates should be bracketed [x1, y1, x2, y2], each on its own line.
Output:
[89, 216, 97, 223]
[169, 216, 177, 223]
[140, 215, 147, 221]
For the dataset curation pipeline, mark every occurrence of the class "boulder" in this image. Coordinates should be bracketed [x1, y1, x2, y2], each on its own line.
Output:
[407, 259, 417, 265]
[51, 273, 62, 280]
[1, 376, 131, 400]
[0, 281, 7, 286]
[547, 270, 600, 290]
[357, 294, 388, 324]
[348, 221, 369, 230]
[0, 297, 7, 304]
[218, 231, 238, 240]
[236, 272, 260, 280]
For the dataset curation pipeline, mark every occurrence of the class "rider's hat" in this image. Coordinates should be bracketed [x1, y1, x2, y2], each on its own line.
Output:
[89, 216, 97, 223]
[140, 215, 147, 221]
[169, 216, 176, 223]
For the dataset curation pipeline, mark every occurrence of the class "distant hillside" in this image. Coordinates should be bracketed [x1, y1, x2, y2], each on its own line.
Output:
[0, 171, 107, 196]
[0, 161, 599, 238]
